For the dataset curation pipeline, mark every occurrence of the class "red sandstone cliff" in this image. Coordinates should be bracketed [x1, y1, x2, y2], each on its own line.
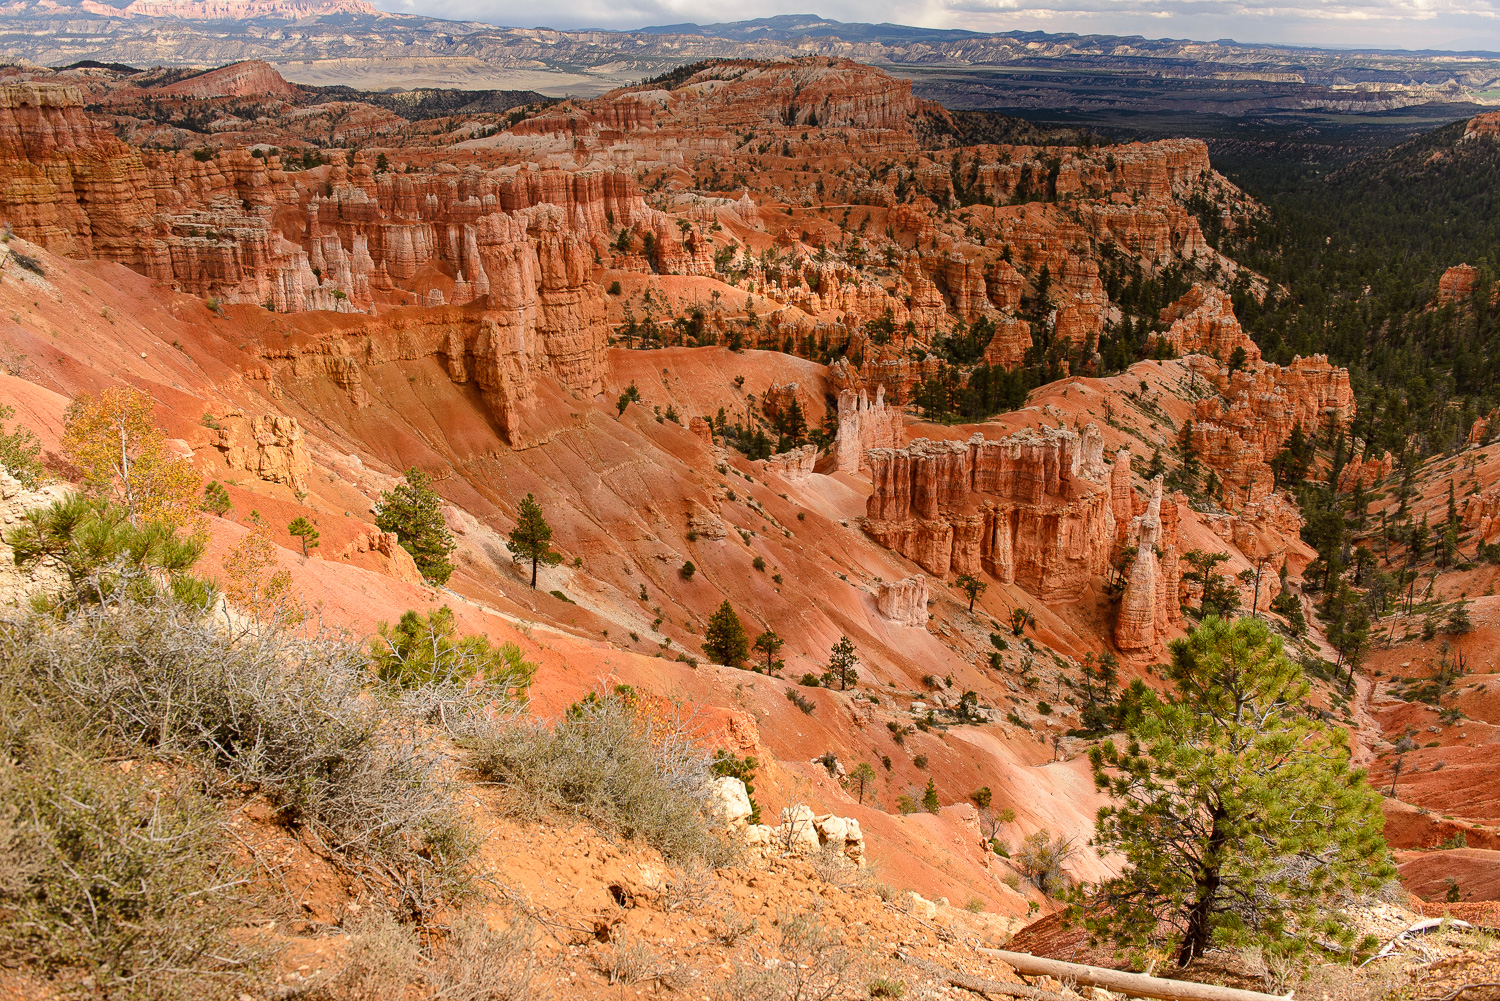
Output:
[1437, 263, 1481, 306]
[153, 60, 298, 100]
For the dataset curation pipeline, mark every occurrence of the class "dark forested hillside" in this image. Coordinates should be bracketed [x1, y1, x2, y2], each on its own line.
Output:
[1218, 118, 1500, 460]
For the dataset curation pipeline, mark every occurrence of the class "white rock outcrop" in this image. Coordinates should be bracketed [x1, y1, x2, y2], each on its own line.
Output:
[708, 776, 754, 830]
[0, 470, 71, 608]
[738, 802, 867, 866]
[877, 574, 929, 626]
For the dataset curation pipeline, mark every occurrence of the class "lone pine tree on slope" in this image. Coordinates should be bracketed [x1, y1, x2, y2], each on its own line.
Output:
[375, 467, 457, 585]
[1085, 616, 1391, 967]
[507, 493, 561, 588]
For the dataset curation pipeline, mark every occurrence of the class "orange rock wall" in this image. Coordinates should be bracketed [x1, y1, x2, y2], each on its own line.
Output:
[1193, 354, 1355, 505]
[864, 424, 1120, 600]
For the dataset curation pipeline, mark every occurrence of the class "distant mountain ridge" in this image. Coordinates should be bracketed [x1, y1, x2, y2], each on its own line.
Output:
[636, 14, 988, 43]
[0, 7, 1497, 112]
[638, 13, 1500, 56]
[119, 0, 377, 18]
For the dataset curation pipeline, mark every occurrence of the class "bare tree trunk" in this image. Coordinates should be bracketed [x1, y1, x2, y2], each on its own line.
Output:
[1176, 812, 1225, 968]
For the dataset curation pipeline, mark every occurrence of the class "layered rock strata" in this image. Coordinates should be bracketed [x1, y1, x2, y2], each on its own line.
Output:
[256, 301, 605, 444]
[1338, 451, 1394, 491]
[1159, 284, 1261, 365]
[1464, 488, 1500, 542]
[208, 412, 310, 493]
[1438, 264, 1480, 305]
[1192, 354, 1356, 506]
[864, 424, 1117, 600]
[764, 444, 817, 481]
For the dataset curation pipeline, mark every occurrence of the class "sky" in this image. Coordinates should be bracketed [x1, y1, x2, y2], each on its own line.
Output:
[374, 0, 1500, 52]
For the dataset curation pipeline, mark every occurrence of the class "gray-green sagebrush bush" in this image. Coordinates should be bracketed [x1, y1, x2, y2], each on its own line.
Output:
[466, 686, 735, 867]
[0, 737, 259, 1000]
[0, 495, 731, 996]
[0, 594, 485, 997]
[1, 600, 474, 873]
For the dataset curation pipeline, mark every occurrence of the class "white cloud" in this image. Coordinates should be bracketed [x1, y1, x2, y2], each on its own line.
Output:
[380, 0, 1500, 50]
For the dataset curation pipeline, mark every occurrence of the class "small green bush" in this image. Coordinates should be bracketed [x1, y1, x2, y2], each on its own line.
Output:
[0, 402, 43, 488]
[786, 688, 816, 714]
[6, 496, 214, 613]
[370, 606, 534, 725]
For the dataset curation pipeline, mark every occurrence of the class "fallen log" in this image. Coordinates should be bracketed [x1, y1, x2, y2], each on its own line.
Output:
[976, 949, 1291, 1001]
[895, 951, 1069, 1001]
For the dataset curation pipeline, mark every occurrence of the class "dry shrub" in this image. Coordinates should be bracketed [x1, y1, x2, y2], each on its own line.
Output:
[319, 908, 424, 1001]
[594, 931, 662, 986]
[1293, 960, 1409, 1001]
[662, 861, 719, 913]
[715, 909, 758, 946]
[1240, 946, 1300, 995]
[721, 964, 785, 1001]
[429, 913, 536, 1001]
[466, 687, 733, 866]
[1014, 828, 1077, 895]
[0, 600, 473, 888]
[810, 845, 861, 890]
[0, 737, 263, 1000]
[312, 909, 538, 1001]
[723, 909, 864, 1001]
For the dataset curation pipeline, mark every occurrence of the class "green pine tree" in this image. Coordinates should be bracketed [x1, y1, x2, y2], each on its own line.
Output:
[371, 605, 534, 701]
[617, 381, 642, 416]
[375, 467, 457, 585]
[1085, 616, 1392, 967]
[922, 777, 940, 814]
[287, 516, 320, 557]
[752, 628, 784, 675]
[506, 493, 561, 588]
[824, 634, 859, 690]
[200, 480, 232, 518]
[850, 762, 877, 804]
[956, 572, 987, 612]
[702, 600, 749, 667]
